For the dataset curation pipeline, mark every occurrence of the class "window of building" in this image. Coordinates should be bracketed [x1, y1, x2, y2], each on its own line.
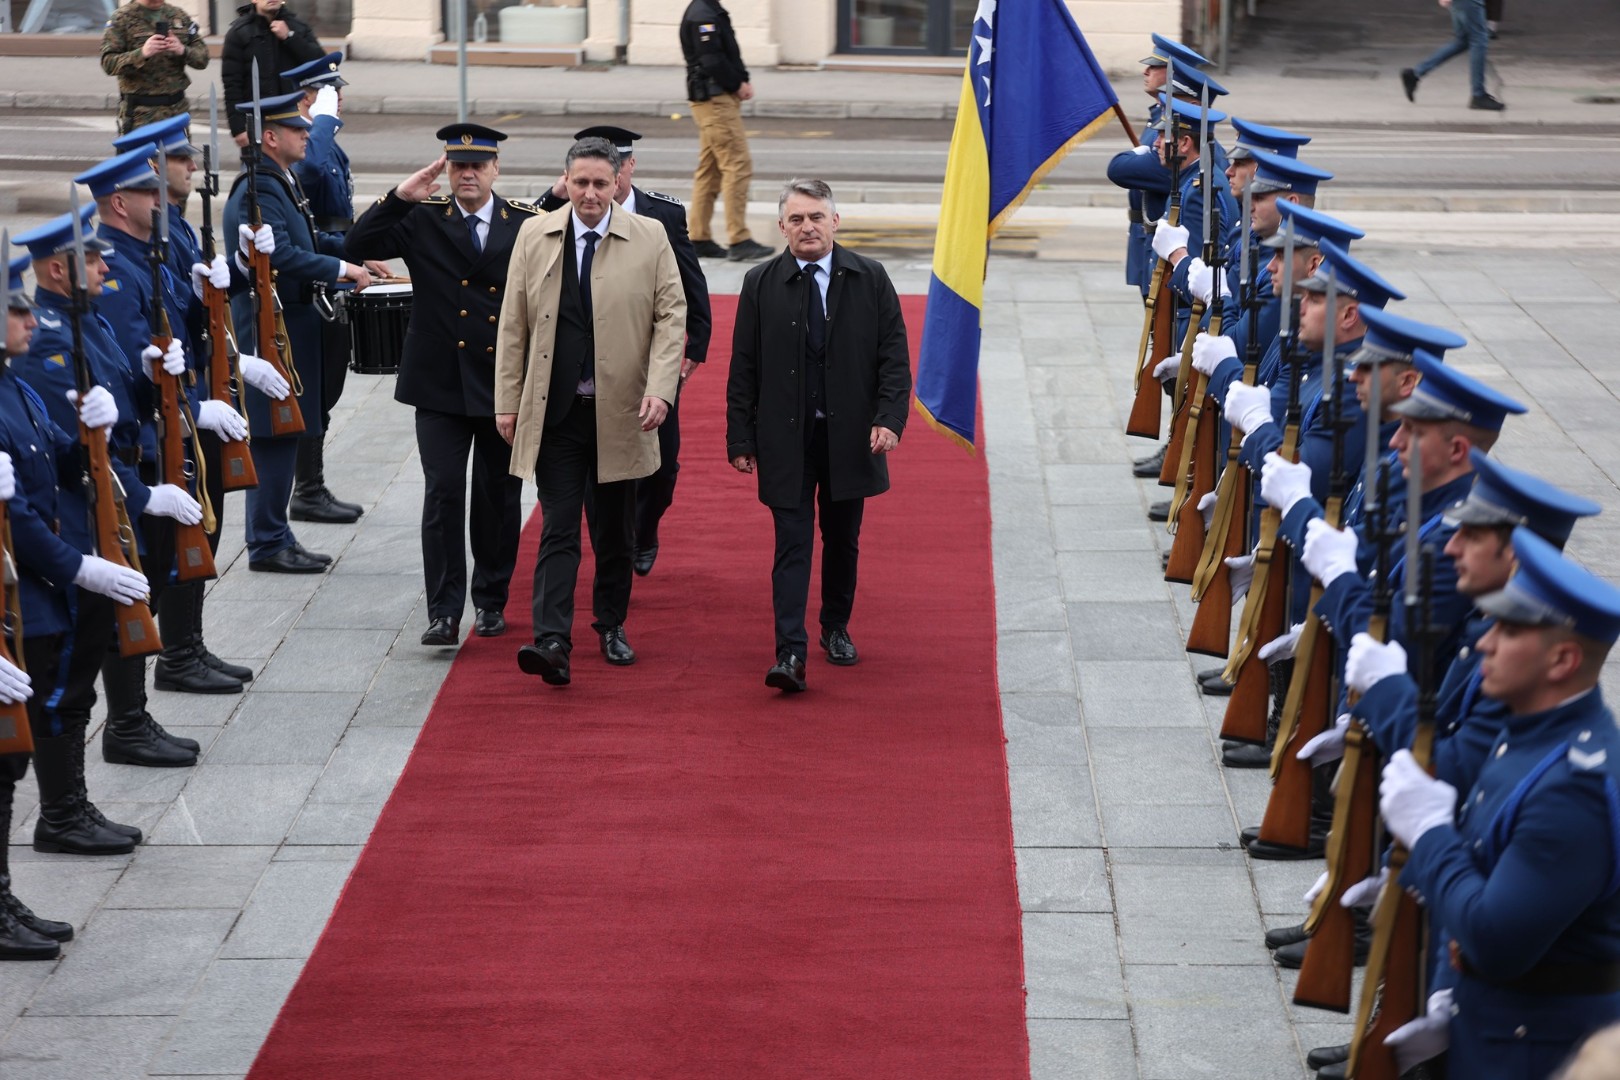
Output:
[442, 0, 587, 45]
[838, 0, 976, 55]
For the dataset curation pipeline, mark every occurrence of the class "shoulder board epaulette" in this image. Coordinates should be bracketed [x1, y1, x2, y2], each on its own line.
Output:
[421, 195, 451, 206]
[505, 198, 542, 215]
[35, 311, 61, 331]
[1192, 177, 1202, 189]
[1570, 745, 1608, 771]
[645, 190, 684, 207]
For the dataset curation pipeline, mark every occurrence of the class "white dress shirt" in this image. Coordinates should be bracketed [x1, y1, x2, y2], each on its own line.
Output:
[459, 195, 494, 251]
[570, 205, 611, 394]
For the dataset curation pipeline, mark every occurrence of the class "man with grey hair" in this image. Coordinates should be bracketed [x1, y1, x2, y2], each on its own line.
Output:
[495, 136, 685, 686]
[726, 178, 912, 693]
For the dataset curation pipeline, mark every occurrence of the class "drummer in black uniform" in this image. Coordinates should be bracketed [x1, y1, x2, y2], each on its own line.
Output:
[344, 123, 539, 647]
[538, 125, 711, 577]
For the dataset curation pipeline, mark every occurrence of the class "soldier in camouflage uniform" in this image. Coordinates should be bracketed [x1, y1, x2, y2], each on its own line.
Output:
[100, 0, 210, 135]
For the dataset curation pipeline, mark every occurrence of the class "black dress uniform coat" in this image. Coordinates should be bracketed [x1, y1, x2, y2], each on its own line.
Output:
[726, 244, 912, 509]
[345, 191, 539, 416]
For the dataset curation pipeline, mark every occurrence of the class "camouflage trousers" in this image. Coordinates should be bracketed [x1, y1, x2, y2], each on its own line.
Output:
[117, 98, 190, 136]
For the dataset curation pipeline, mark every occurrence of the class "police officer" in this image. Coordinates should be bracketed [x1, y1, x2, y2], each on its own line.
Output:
[539, 125, 712, 577]
[680, 0, 771, 262]
[345, 123, 534, 646]
[282, 51, 375, 526]
[100, 0, 209, 135]
[224, 91, 372, 574]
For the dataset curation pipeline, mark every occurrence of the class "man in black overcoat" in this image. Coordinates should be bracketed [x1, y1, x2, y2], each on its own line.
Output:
[345, 123, 539, 646]
[725, 178, 911, 693]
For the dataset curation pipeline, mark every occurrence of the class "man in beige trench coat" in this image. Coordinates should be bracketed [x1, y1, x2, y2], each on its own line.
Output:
[495, 136, 686, 686]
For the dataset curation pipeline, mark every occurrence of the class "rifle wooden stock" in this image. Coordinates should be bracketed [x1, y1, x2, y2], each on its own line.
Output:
[1165, 389, 1217, 585]
[1185, 478, 1244, 658]
[0, 510, 31, 755]
[1159, 304, 1204, 489]
[1256, 615, 1335, 853]
[249, 249, 305, 437]
[203, 283, 258, 491]
[1348, 858, 1427, 1080]
[1218, 571, 1284, 744]
[1293, 725, 1379, 1014]
[83, 418, 161, 657]
[1191, 439, 1247, 601]
[1126, 274, 1173, 440]
[148, 325, 218, 584]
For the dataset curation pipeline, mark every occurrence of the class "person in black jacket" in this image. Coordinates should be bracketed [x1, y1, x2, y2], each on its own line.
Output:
[222, 0, 323, 148]
[345, 124, 539, 647]
[726, 178, 911, 693]
[679, 0, 771, 262]
[539, 125, 711, 578]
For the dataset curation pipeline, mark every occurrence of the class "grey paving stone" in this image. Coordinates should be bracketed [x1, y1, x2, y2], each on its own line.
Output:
[997, 631, 1077, 695]
[189, 597, 306, 662]
[82, 756, 196, 805]
[148, 764, 323, 846]
[25, 908, 235, 1017]
[308, 726, 421, 804]
[1077, 660, 1206, 728]
[1028, 1018, 1139, 1080]
[1100, 801, 1244, 850]
[350, 656, 452, 726]
[206, 693, 361, 766]
[284, 799, 387, 846]
[1088, 728, 1227, 808]
[220, 858, 356, 960]
[1045, 464, 1145, 504]
[1126, 964, 1302, 1080]
[1111, 849, 1269, 966]
[1009, 765, 1100, 847]
[0, 1016, 173, 1080]
[1250, 858, 1324, 919]
[1039, 427, 1135, 466]
[2, 854, 123, 937]
[296, 573, 424, 630]
[328, 525, 424, 577]
[252, 629, 398, 693]
[1067, 602, 1188, 661]
[996, 590, 1070, 633]
[1023, 912, 1128, 1020]
[103, 847, 275, 911]
[143, 689, 246, 730]
[148, 959, 303, 1077]
[0, 961, 52, 1025]
[1003, 693, 1085, 765]
[1017, 847, 1112, 913]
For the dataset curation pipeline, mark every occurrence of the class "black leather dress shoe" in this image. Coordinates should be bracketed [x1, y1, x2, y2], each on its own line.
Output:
[474, 609, 506, 637]
[1307, 1044, 1350, 1070]
[727, 238, 773, 262]
[1401, 67, 1419, 102]
[1316, 1060, 1347, 1080]
[1148, 499, 1170, 523]
[692, 239, 728, 259]
[291, 542, 333, 565]
[1275, 923, 1369, 970]
[289, 489, 362, 524]
[421, 617, 459, 646]
[1240, 825, 1259, 848]
[1470, 93, 1506, 111]
[249, 547, 328, 574]
[1197, 666, 1233, 696]
[633, 545, 658, 576]
[819, 627, 858, 666]
[1132, 444, 1167, 478]
[1265, 921, 1308, 950]
[599, 626, 636, 665]
[1222, 742, 1272, 769]
[2, 893, 73, 943]
[202, 652, 254, 682]
[1247, 831, 1328, 861]
[518, 641, 570, 685]
[765, 652, 807, 693]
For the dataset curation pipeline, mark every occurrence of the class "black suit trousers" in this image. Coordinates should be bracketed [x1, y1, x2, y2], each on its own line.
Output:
[532, 397, 635, 650]
[416, 408, 523, 620]
[769, 419, 864, 658]
[634, 380, 682, 547]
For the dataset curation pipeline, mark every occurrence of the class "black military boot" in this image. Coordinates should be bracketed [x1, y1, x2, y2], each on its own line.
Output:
[0, 776, 72, 948]
[31, 732, 137, 854]
[154, 583, 243, 695]
[192, 583, 252, 683]
[101, 654, 197, 767]
[289, 436, 362, 523]
[1223, 658, 1291, 769]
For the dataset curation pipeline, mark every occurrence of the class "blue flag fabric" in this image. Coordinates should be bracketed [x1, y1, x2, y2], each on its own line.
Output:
[916, 0, 1123, 449]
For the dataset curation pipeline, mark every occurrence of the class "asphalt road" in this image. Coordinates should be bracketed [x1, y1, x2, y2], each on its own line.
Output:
[4, 107, 1619, 193]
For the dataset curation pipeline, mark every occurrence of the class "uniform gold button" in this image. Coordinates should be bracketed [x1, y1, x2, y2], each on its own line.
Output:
[461, 279, 469, 286]
[457, 341, 465, 348]
[489, 286, 498, 294]
[1515, 1026, 1527, 1039]
[486, 346, 494, 354]
[460, 310, 468, 317]
[488, 315, 496, 323]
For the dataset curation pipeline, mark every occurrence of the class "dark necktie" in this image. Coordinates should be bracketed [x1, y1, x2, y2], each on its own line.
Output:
[465, 213, 483, 254]
[805, 263, 825, 353]
[579, 229, 598, 386]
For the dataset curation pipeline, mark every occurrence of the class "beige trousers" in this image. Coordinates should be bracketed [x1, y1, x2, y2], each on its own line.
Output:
[688, 93, 754, 245]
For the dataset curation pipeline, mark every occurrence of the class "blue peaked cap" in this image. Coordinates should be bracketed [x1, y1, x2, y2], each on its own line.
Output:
[1263, 202, 1364, 252]
[113, 113, 198, 158]
[14, 202, 114, 260]
[282, 51, 346, 88]
[1445, 450, 1601, 548]
[1152, 94, 1228, 133]
[74, 144, 162, 199]
[1301, 238, 1406, 310]
[1247, 148, 1332, 197]
[1230, 118, 1310, 162]
[234, 92, 311, 131]
[6, 253, 30, 310]
[1390, 349, 1528, 432]
[1141, 34, 1210, 70]
[1478, 527, 1620, 644]
[1169, 64, 1229, 102]
[1351, 306, 1466, 367]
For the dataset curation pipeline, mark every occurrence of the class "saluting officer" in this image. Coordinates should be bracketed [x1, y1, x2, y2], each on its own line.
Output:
[540, 125, 712, 578]
[345, 124, 536, 647]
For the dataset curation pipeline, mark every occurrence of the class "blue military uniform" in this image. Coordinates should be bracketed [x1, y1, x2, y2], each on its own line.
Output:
[282, 53, 354, 232]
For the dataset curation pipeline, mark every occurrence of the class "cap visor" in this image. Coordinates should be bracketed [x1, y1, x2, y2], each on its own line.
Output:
[1386, 395, 1462, 423]
[1476, 584, 1570, 629]
[444, 150, 496, 162]
[1247, 178, 1292, 195]
[1442, 498, 1521, 530]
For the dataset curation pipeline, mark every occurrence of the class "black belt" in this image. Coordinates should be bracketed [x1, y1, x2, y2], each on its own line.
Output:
[1128, 209, 1145, 224]
[123, 91, 185, 108]
[1459, 950, 1620, 996]
[113, 446, 142, 466]
[576, 393, 595, 402]
[314, 216, 353, 233]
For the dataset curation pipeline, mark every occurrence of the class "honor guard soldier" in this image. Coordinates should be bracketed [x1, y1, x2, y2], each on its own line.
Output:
[100, 0, 209, 135]
[282, 51, 372, 526]
[1372, 529, 1620, 1078]
[540, 125, 712, 578]
[345, 123, 536, 646]
[224, 90, 373, 574]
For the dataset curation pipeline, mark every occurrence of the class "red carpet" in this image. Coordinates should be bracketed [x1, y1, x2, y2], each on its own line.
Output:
[247, 295, 1029, 1080]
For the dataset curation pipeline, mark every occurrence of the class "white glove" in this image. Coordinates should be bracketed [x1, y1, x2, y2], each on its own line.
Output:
[1225, 381, 1274, 437]
[1151, 219, 1190, 261]
[1152, 354, 1180, 381]
[195, 398, 248, 441]
[0, 451, 14, 501]
[1341, 867, 1388, 910]
[67, 386, 118, 431]
[1197, 491, 1217, 530]
[1131, 144, 1152, 156]
[1385, 989, 1453, 1074]
[73, 554, 149, 605]
[141, 339, 186, 380]
[1259, 622, 1304, 663]
[0, 654, 31, 704]
[1380, 749, 1458, 849]
[1304, 870, 1329, 906]
[1191, 332, 1237, 377]
[1260, 451, 1314, 517]
[190, 255, 230, 299]
[1302, 518, 1360, 588]
[240, 223, 275, 256]
[1225, 552, 1255, 602]
[1346, 632, 1408, 696]
[311, 85, 340, 120]
[238, 353, 290, 400]
[1187, 258, 1215, 305]
[1298, 712, 1351, 768]
[144, 483, 203, 526]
